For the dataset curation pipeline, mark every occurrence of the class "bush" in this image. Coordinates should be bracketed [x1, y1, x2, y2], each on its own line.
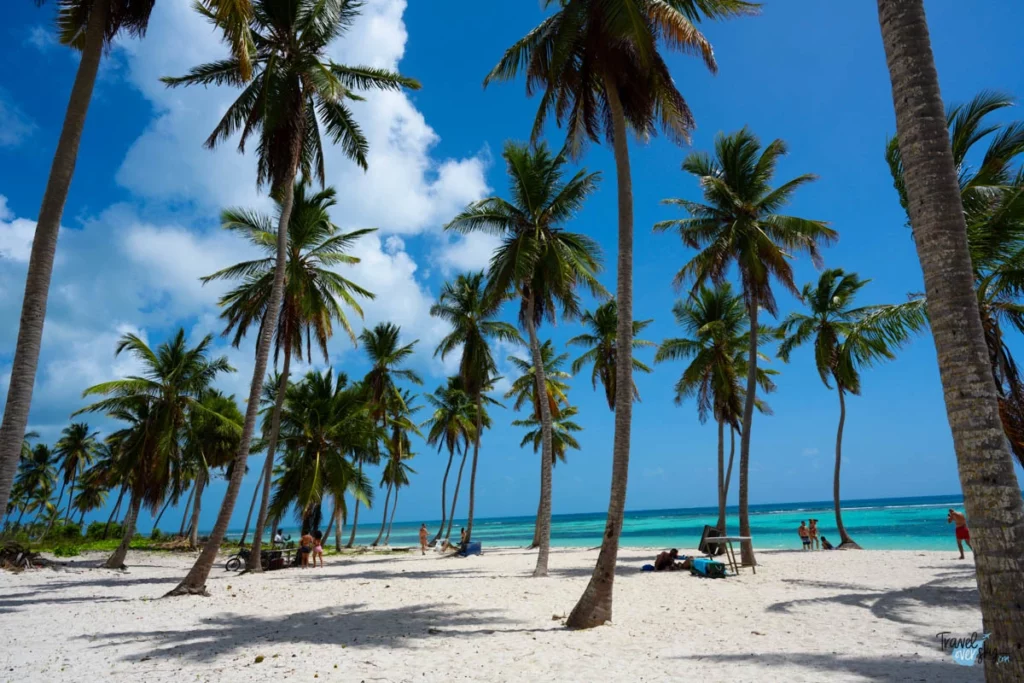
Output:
[60, 522, 82, 540]
[150, 528, 164, 541]
[86, 521, 123, 539]
[53, 544, 81, 557]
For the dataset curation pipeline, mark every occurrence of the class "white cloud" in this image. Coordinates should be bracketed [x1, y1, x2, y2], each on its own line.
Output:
[0, 92, 35, 148]
[26, 26, 58, 52]
[802, 447, 820, 457]
[434, 232, 502, 276]
[0, 196, 38, 262]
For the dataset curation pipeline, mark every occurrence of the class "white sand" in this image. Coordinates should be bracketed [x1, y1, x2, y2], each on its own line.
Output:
[0, 546, 983, 682]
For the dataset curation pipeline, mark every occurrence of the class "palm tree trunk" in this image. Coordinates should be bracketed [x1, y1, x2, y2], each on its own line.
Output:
[334, 503, 344, 552]
[371, 483, 392, 546]
[877, 2, 1024, 676]
[104, 486, 125, 539]
[152, 496, 173, 533]
[385, 487, 399, 545]
[445, 448, 468, 541]
[54, 480, 67, 522]
[238, 464, 263, 547]
[724, 427, 736, 501]
[833, 389, 858, 548]
[249, 341, 292, 571]
[178, 485, 195, 537]
[346, 460, 363, 548]
[78, 507, 86, 526]
[189, 473, 206, 549]
[737, 296, 759, 568]
[566, 74, 634, 628]
[16, 507, 26, 529]
[167, 148, 300, 597]
[715, 418, 726, 553]
[528, 495, 542, 549]
[324, 499, 336, 541]
[465, 394, 483, 543]
[65, 467, 78, 526]
[105, 492, 141, 570]
[524, 302, 554, 577]
[432, 447, 455, 544]
[0, 0, 110, 517]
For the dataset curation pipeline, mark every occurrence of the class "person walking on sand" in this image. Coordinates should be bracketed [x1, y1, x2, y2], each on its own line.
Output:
[299, 531, 314, 568]
[419, 524, 428, 555]
[947, 509, 973, 560]
[808, 519, 820, 550]
[312, 530, 324, 568]
[798, 521, 811, 550]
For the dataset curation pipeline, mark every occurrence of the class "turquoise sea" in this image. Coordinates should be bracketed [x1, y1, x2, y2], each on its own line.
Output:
[240, 494, 971, 551]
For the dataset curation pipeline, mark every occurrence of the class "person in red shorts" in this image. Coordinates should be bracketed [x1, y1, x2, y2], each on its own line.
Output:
[947, 508, 973, 560]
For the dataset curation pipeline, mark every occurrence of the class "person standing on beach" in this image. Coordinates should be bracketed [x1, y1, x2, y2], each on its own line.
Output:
[947, 509, 973, 560]
[808, 519, 820, 550]
[419, 524, 428, 555]
[798, 521, 811, 550]
[299, 531, 314, 568]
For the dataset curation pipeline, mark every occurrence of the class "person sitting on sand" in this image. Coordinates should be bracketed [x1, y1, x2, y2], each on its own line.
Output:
[654, 548, 686, 571]
[808, 519, 820, 550]
[419, 524, 428, 555]
[798, 521, 811, 550]
[312, 530, 324, 568]
[947, 508, 973, 560]
[459, 528, 467, 546]
[820, 535, 835, 550]
[299, 531, 314, 568]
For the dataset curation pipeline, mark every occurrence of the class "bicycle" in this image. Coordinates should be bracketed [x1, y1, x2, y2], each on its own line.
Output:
[224, 547, 269, 571]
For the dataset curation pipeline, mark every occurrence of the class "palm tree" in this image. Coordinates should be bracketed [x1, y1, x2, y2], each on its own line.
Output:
[778, 270, 926, 548]
[430, 272, 518, 546]
[656, 127, 835, 569]
[87, 442, 126, 539]
[270, 371, 374, 539]
[182, 391, 244, 548]
[886, 91, 1024, 469]
[0, 0, 255, 520]
[349, 323, 422, 547]
[53, 422, 99, 526]
[487, 0, 757, 624]
[12, 444, 55, 530]
[71, 470, 107, 526]
[445, 143, 603, 577]
[655, 283, 776, 541]
[371, 389, 422, 546]
[380, 410, 418, 546]
[513, 404, 584, 466]
[568, 301, 655, 410]
[877, 3, 1024, 672]
[163, 0, 418, 596]
[506, 340, 573, 548]
[75, 329, 234, 569]
[202, 180, 374, 569]
[422, 378, 475, 544]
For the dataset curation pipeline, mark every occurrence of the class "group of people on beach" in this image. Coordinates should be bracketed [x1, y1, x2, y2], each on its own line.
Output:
[418, 523, 467, 555]
[797, 519, 834, 550]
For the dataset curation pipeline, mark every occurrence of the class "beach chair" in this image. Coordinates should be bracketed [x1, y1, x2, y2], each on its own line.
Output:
[698, 525, 724, 556]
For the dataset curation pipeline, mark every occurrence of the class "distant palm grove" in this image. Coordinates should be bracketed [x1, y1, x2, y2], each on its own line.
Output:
[1, 1, 1023, 679]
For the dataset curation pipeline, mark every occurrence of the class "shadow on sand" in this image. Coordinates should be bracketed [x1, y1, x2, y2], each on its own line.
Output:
[674, 652, 980, 682]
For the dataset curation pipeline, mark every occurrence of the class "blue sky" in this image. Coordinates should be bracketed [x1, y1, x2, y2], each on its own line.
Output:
[1, 1, 1022, 533]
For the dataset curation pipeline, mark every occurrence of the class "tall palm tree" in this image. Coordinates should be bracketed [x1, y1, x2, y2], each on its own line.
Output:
[163, 0, 418, 596]
[53, 422, 99, 525]
[270, 371, 374, 538]
[506, 340, 573, 549]
[513, 404, 583, 467]
[430, 272, 519, 546]
[76, 329, 234, 569]
[655, 283, 776, 540]
[86, 442, 126, 539]
[371, 389, 422, 546]
[446, 143, 603, 576]
[568, 301, 655, 410]
[71, 469, 107, 526]
[182, 391, 244, 548]
[487, 0, 757, 624]
[778, 270, 926, 547]
[877, 2, 1024, 673]
[348, 323, 422, 547]
[0, 0, 255, 520]
[422, 378, 475, 544]
[886, 91, 1024, 469]
[656, 127, 835, 569]
[202, 180, 374, 569]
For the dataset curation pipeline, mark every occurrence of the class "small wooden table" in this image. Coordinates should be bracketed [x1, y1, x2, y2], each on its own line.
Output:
[708, 536, 755, 575]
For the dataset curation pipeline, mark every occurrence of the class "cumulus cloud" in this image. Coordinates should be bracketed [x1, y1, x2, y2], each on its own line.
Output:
[0, 92, 35, 148]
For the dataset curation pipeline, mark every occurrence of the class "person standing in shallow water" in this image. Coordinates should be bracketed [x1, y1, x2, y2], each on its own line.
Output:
[947, 509, 972, 560]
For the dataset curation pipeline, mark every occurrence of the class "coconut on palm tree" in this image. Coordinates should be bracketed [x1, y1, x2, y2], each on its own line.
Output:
[430, 272, 519, 545]
[488, 0, 757, 625]
[75, 329, 234, 569]
[656, 283, 777, 541]
[886, 91, 1024, 469]
[350, 323, 422, 547]
[163, 0, 418, 595]
[656, 127, 835, 569]
[445, 143, 603, 577]
[422, 378, 475, 544]
[876, 3, 1024, 673]
[778, 270, 926, 547]
[202, 180, 374, 569]
[0, 0, 255, 521]
[53, 422, 98, 526]
[568, 301, 655, 410]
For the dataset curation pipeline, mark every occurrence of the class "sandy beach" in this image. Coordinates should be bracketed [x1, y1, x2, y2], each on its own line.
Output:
[0, 547, 982, 682]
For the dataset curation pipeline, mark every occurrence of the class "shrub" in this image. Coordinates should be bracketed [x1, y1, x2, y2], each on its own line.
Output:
[150, 528, 164, 541]
[53, 544, 81, 558]
[86, 521, 123, 539]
